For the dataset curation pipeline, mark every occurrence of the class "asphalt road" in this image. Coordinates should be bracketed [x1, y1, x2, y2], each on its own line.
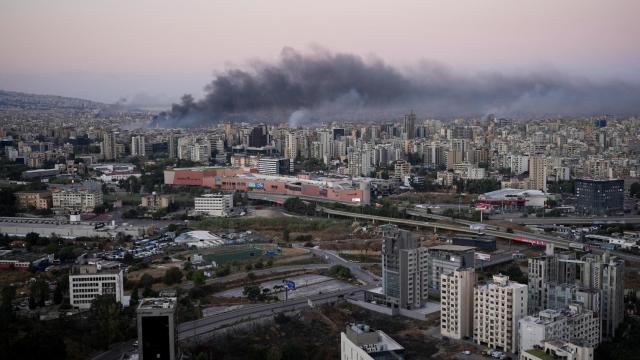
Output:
[177, 285, 364, 342]
[321, 207, 640, 263]
[91, 339, 136, 360]
[181, 263, 331, 290]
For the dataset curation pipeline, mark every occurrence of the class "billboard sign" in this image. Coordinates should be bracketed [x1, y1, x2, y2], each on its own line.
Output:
[283, 280, 296, 290]
[475, 252, 491, 261]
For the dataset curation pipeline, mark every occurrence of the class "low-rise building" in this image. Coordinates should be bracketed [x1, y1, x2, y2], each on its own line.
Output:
[52, 188, 103, 213]
[257, 157, 291, 175]
[141, 192, 172, 212]
[69, 263, 124, 309]
[341, 323, 405, 360]
[194, 193, 233, 217]
[15, 190, 52, 209]
[519, 309, 572, 354]
[521, 340, 594, 360]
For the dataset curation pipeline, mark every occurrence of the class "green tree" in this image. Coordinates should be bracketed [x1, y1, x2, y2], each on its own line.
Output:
[30, 277, 49, 307]
[0, 286, 16, 325]
[328, 265, 352, 279]
[140, 273, 154, 291]
[192, 270, 205, 287]
[25, 232, 41, 248]
[88, 295, 128, 350]
[163, 267, 183, 285]
[0, 189, 17, 216]
[53, 285, 63, 304]
[243, 285, 261, 300]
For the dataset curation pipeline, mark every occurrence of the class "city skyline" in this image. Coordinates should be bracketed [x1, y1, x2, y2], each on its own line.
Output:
[1, 0, 639, 106]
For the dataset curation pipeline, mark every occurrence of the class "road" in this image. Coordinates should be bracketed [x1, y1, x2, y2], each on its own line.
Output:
[177, 246, 380, 343]
[91, 339, 136, 360]
[320, 207, 640, 263]
[495, 216, 640, 225]
[306, 246, 381, 286]
[177, 286, 365, 342]
[181, 263, 331, 290]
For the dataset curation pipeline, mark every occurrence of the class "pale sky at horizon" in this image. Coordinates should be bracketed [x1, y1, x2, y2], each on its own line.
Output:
[1, 0, 639, 104]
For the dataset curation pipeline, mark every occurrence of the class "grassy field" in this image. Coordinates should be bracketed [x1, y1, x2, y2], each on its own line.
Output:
[202, 245, 278, 265]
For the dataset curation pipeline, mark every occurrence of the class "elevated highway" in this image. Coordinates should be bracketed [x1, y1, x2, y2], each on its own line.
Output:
[319, 207, 640, 263]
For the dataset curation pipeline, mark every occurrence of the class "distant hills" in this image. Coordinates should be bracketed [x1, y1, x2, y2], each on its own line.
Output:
[0, 90, 108, 110]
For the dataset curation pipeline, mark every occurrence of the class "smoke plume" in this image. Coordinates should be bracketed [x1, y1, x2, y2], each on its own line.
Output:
[151, 47, 640, 127]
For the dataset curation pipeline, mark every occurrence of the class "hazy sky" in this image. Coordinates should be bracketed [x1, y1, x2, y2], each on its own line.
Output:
[1, 0, 639, 104]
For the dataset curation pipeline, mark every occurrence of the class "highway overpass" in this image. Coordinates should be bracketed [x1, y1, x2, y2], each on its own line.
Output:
[247, 191, 365, 206]
[319, 207, 640, 263]
[495, 216, 640, 225]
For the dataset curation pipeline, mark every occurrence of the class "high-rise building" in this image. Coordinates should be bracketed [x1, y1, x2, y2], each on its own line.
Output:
[340, 323, 404, 360]
[529, 155, 547, 192]
[101, 131, 117, 160]
[137, 296, 178, 360]
[474, 274, 528, 352]
[575, 179, 624, 215]
[380, 225, 429, 309]
[440, 268, 475, 340]
[285, 131, 298, 159]
[393, 160, 411, 182]
[168, 135, 178, 159]
[528, 251, 578, 314]
[131, 135, 146, 157]
[580, 253, 625, 338]
[402, 112, 416, 140]
[190, 142, 210, 163]
[248, 124, 269, 147]
[427, 245, 475, 292]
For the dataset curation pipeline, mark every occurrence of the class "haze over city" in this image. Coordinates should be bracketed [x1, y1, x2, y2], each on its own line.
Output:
[1, 0, 639, 110]
[2, 2, 640, 360]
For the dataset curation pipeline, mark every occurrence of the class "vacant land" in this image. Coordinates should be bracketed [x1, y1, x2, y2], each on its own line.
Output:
[184, 301, 440, 359]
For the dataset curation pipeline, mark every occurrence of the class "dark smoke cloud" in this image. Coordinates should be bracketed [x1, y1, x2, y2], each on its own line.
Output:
[150, 47, 640, 127]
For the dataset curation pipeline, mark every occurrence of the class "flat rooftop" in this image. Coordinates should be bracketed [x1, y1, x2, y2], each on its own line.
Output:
[429, 245, 475, 252]
[138, 297, 177, 310]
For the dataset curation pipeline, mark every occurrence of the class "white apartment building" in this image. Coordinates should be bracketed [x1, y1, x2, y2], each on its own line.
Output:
[528, 155, 547, 192]
[257, 157, 290, 175]
[52, 188, 103, 213]
[194, 193, 233, 217]
[69, 264, 124, 309]
[191, 143, 211, 163]
[509, 154, 529, 175]
[341, 323, 405, 360]
[131, 135, 146, 157]
[467, 167, 486, 180]
[474, 274, 528, 353]
[440, 268, 475, 340]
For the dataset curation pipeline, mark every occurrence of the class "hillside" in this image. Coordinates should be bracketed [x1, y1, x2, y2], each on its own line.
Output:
[0, 90, 106, 110]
